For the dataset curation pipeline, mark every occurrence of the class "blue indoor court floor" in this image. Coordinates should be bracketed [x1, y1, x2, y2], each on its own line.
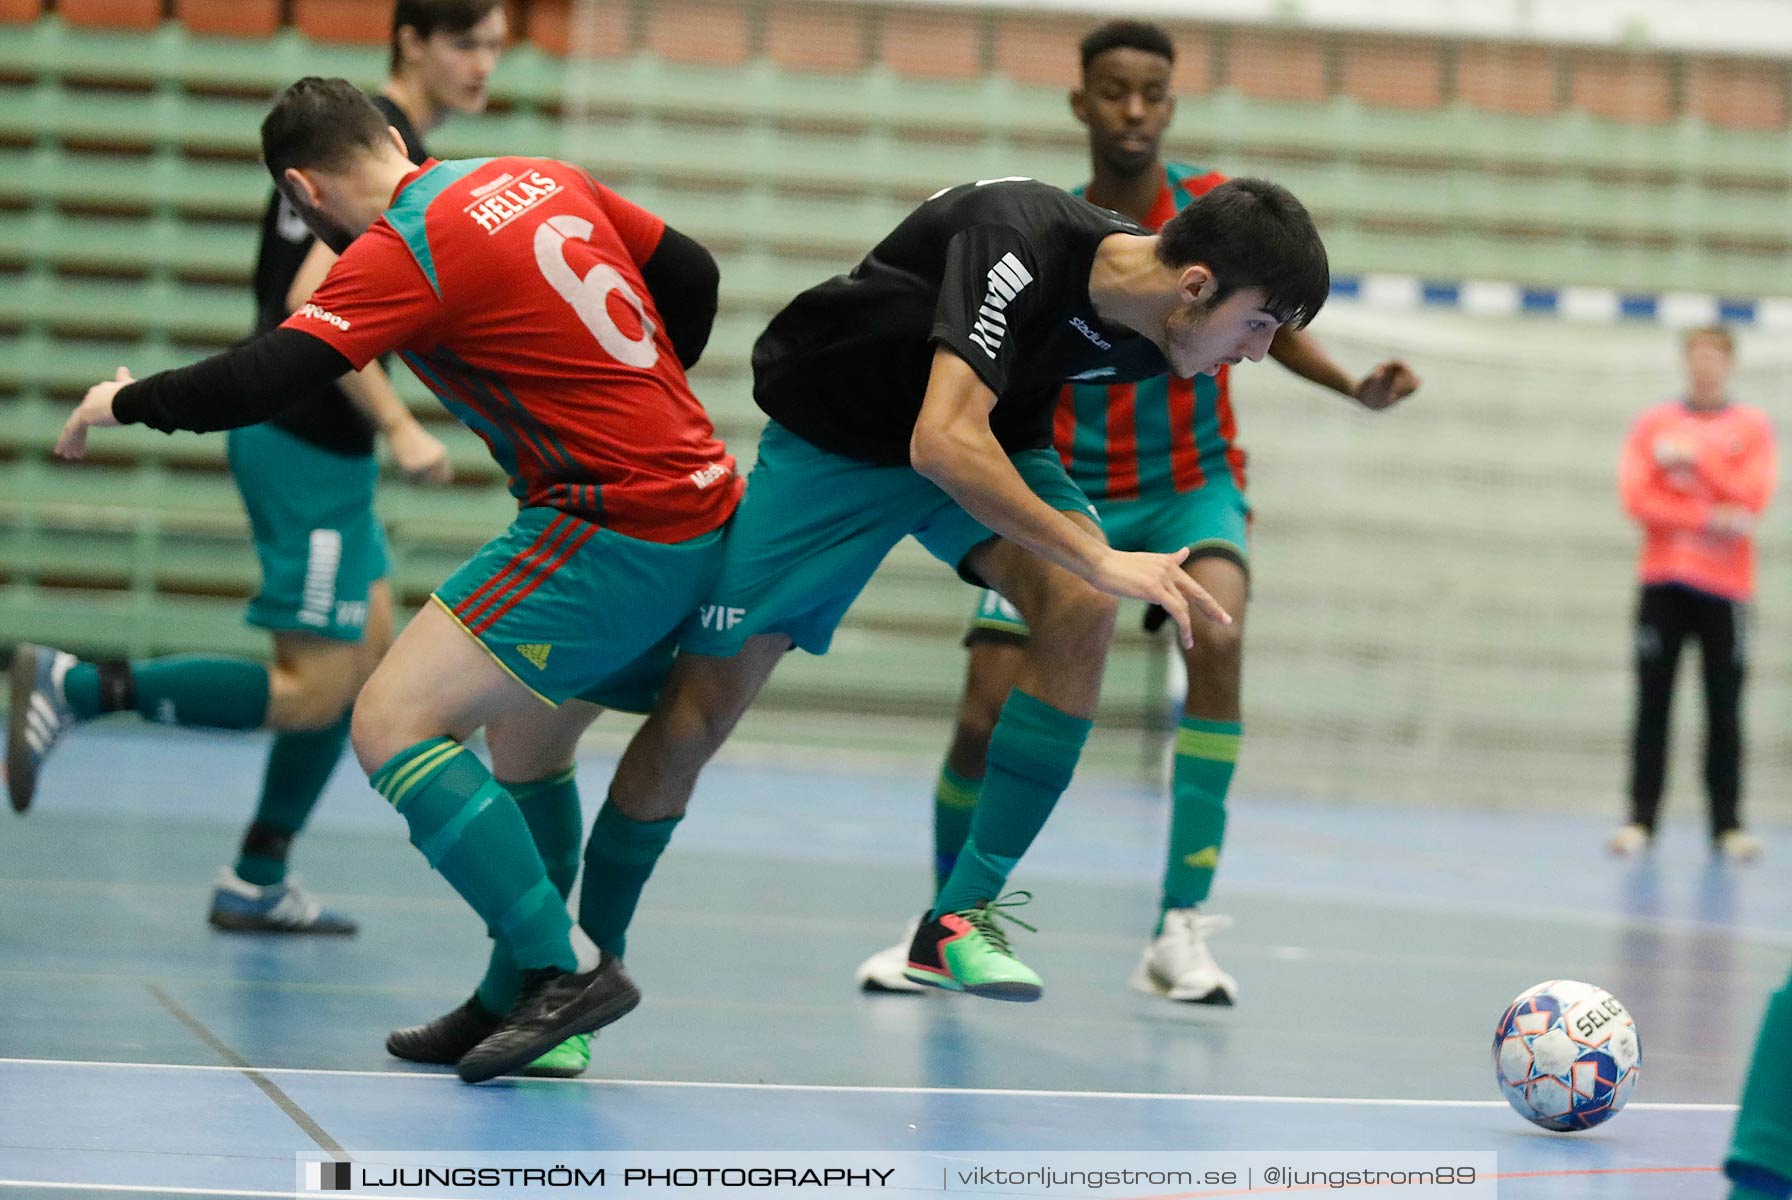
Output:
[0, 725, 1785, 1199]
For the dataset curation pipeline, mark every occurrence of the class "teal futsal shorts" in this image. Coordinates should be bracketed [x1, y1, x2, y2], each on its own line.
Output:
[227, 423, 390, 642]
[433, 505, 728, 710]
[681, 420, 1098, 658]
[965, 481, 1250, 645]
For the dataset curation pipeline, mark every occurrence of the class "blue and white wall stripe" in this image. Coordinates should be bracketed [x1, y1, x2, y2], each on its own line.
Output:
[1331, 274, 1792, 328]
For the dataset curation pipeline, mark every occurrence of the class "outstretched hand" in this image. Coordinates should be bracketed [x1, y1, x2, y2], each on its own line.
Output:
[57, 367, 133, 460]
[1354, 360, 1420, 411]
[1091, 546, 1231, 649]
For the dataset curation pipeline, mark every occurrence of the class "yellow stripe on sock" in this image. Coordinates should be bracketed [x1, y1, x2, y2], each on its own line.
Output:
[385, 740, 462, 806]
[1175, 727, 1241, 764]
[383, 741, 464, 809]
[935, 775, 980, 810]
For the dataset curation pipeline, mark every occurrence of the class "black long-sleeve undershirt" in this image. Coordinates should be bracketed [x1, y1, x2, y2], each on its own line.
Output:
[111, 328, 353, 435]
[113, 223, 717, 436]
[642, 224, 718, 369]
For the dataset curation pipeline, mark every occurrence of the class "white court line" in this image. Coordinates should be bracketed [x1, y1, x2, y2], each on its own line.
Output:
[0, 1056, 1739, 1111]
[11, 859, 1791, 950]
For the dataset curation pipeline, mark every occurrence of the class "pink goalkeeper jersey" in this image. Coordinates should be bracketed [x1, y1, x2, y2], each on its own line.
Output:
[1618, 399, 1777, 602]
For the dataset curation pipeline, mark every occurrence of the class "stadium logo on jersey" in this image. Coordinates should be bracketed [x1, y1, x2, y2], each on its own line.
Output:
[465, 170, 563, 235]
[296, 303, 350, 332]
[967, 253, 1034, 360]
[1067, 316, 1112, 351]
[689, 462, 732, 490]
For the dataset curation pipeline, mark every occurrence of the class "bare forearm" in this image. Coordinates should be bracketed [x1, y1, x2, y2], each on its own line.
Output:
[335, 358, 416, 436]
[1269, 326, 1355, 397]
[913, 423, 1105, 580]
[912, 346, 1107, 581]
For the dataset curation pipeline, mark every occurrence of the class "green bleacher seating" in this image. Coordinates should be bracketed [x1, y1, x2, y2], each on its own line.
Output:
[4, 11, 1789, 748]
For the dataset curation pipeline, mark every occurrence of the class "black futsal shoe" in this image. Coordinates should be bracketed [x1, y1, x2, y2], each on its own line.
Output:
[456, 954, 639, 1083]
[387, 995, 500, 1065]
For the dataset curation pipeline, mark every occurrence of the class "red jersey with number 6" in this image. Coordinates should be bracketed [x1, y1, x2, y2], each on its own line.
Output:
[283, 156, 740, 543]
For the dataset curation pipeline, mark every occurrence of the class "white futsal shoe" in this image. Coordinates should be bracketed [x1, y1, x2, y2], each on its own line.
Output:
[1606, 823, 1652, 857]
[1129, 908, 1238, 1006]
[1716, 828, 1764, 862]
[854, 916, 928, 993]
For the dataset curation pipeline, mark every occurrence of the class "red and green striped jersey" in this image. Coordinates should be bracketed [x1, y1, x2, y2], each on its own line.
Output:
[1055, 162, 1247, 502]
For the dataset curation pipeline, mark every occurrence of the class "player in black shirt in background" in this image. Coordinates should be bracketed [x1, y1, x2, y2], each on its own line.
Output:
[602, 175, 1329, 999]
[7, 1, 504, 937]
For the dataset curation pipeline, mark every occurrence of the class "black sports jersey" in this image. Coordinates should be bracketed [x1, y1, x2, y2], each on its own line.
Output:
[752, 178, 1169, 466]
[248, 93, 428, 456]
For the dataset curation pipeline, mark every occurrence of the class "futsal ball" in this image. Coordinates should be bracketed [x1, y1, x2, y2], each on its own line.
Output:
[1492, 980, 1640, 1131]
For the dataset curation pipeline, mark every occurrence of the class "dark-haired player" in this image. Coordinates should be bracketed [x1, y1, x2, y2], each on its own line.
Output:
[48, 77, 739, 1083]
[855, 19, 1419, 1006]
[6, 0, 507, 941]
[600, 172, 1330, 1002]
